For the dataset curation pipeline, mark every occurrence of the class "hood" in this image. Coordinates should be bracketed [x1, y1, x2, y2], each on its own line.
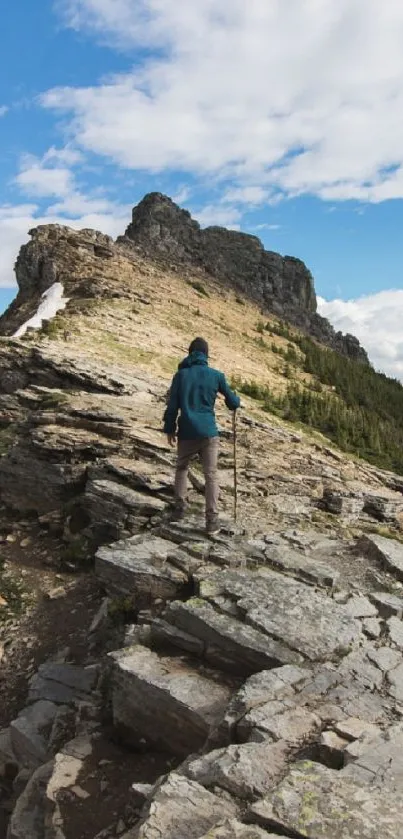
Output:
[178, 351, 208, 370]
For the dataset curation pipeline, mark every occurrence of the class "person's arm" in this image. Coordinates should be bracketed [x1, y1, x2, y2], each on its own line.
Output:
[218, 373, 241, 411]
[163, 372, 180, 443]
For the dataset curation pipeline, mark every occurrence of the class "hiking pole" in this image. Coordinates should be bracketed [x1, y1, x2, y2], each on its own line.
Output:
[233, 410, 238, 523]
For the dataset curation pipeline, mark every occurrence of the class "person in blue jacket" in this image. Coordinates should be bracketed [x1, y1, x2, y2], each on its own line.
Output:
[163, 337, 240, 534]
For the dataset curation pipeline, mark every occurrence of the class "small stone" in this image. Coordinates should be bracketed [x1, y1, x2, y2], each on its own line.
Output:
[0, 594, 7, 608]
[334, 717, 381, 743]
[345, 595, 378, 618]
[131, 782, 154, 804]
[116, 819, 126, 834]
[100, 780, 109, 792]
[20, 537, 31, 548]
[45, 587, 67, 601]
[319, 730, 349, 768]
[6, 534, 16, 543]
[71, 784, 91, 799]
[362, 618, 381, 639]
[333, 590, 350, 604]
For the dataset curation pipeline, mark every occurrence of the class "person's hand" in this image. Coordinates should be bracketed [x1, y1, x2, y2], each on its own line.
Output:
[167, 434, 176, 447]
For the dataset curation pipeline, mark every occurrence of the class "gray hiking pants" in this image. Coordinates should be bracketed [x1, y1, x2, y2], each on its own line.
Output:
[175, 437, 219, 521]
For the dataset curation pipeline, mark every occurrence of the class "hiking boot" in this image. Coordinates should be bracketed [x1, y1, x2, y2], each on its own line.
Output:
[170, 501, 187, 522]
[206, 516, 221, 536]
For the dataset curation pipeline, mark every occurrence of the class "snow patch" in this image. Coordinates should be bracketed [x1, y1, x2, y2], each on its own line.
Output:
[13, 282, 69, 338]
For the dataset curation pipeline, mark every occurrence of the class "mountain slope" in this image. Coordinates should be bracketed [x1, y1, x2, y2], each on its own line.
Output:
[1, 197, 403, 473]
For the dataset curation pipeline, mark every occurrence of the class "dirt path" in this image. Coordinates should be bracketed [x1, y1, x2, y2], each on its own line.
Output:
[0, 512, 103, 729]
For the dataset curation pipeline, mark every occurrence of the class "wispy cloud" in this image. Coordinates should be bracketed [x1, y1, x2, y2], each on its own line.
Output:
[192, 204, 241, 229]
[318, 291, 403, 380]
[45, 0, 403, 204]
[171, 185, 192, 205]
[0, 106, 8, 117]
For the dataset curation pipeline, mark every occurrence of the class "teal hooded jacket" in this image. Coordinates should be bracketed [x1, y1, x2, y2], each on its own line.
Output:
[163, 351, 240, 440]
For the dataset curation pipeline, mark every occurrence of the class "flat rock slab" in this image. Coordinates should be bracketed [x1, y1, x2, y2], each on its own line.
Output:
[386, 661, 403, 701]
[85, 479, 166, 540]
[367, 645, 402, 673]
[250, 760, 403, 838]
[158, 517, 244, 545]
[127, 772, 237, 839]
[387, 615, 403, 649]
[87, 479, 166, 516]
[342, 724, 403, 790]
[345, 595, 378, 618]
[198, 569, 360, 662]
[241, 704, 321, 746]
[198, 820, 280, 838]
[358, 534, 403, 580]
[166, 598, 302, 675]
[109, 645, 232, 756]
[28, 663, 98, 705]
[10, 700, 59, 767]
[183, 741, 288, 800]
[96, 535, 189, 601]
[264, 544, 339, 588]
[6, 761, 54, 839]
[369, 590, 403, 618]
[223, 666, 308, 734]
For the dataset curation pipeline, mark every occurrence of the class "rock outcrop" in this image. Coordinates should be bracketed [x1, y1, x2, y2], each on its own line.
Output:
[119, 193, 368, 362]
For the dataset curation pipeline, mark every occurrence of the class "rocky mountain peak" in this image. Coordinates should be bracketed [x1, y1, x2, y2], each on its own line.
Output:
[120, 192, 366, 363]
[120, 191, 318, 314]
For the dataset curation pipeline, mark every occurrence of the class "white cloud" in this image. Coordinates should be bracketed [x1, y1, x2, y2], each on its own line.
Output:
[171, 185, 192, 205]
[192, 204, 241, 229]
[16, 154, 74, 198]
[254, 223, 282, 231]
[0, 106, 8, 117]
[222, 186, 270, 206]
[318, 291, 403, 379]
[45, 0, 403, 203]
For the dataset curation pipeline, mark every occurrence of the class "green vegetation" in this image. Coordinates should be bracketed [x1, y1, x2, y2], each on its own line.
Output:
[232, 326, 403, 473]
[69, 297, 98, 314]
[0, 427, 16, 457]
[61, 537, 92, 568]
[186, 280, 210, 297]
[39, 391, 69, 411]
[0, 557, 27, 620]
[108, 595, 137, 624]
[38, 313, 69, 339]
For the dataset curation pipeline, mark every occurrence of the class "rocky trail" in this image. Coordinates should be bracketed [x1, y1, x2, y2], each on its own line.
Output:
[2, 338, 403, 838]
[1, 206, 403, 837]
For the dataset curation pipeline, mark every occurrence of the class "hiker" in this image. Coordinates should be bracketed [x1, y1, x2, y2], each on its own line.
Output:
[163, 337, 240, 534]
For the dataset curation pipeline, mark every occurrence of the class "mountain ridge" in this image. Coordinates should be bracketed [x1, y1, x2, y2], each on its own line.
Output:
[0, 192, 368, 364]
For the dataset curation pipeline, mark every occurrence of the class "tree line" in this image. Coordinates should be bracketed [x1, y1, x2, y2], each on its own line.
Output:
[233, 322, 403, 474]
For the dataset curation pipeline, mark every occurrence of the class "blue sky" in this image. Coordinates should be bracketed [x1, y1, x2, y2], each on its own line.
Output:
[1, 0, 403, 377]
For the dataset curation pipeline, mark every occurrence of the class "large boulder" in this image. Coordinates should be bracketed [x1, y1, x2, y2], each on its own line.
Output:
[108, 645, 232, 756]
